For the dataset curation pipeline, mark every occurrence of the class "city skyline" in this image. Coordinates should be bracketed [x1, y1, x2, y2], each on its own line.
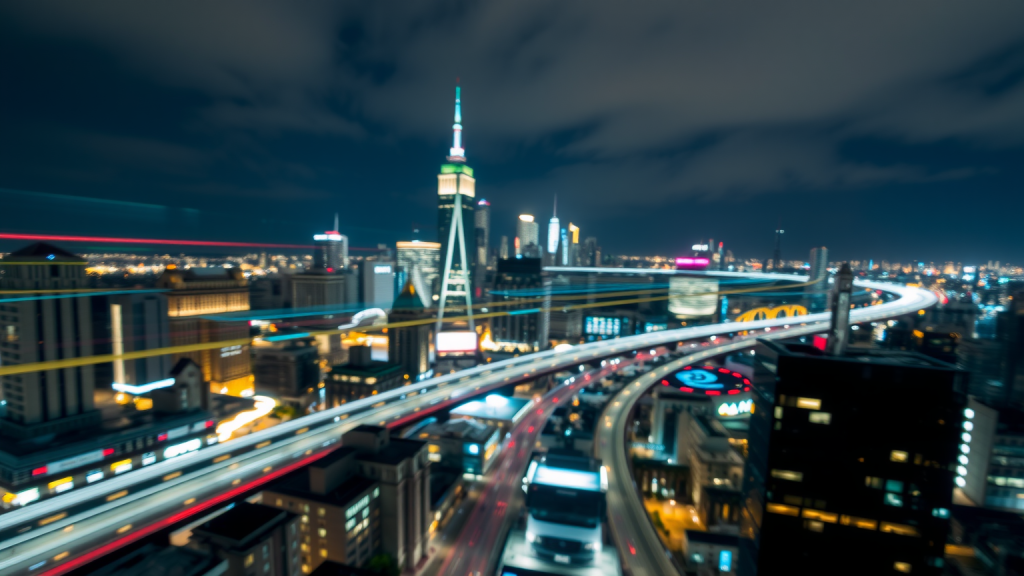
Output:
[1, 3, 1023, 262]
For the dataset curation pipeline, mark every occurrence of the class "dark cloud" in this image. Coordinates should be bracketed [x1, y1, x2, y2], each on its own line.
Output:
[0, 1, 1022, 261]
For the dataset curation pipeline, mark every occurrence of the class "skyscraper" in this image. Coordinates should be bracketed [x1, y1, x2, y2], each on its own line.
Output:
[741, 340, 965, 575]
[516, 214, 539, 258]
[396, 241, 441, 308]
[0, 243, 100, 438]
[475, 198, 490, 269]
[547, 196, 560, 255]
[583, 237, 599, 267]
[768, 225, 784, 271]
[807, 246, 830, 312]
[436, 83, 475, 332]
[500, 235, 509, 260]
[313, 214, 348, 271]
[388, 280, 432, 381]
[568, 223, 580, 266]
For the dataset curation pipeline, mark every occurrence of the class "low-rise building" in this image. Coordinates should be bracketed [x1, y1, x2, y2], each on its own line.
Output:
[189, 502, 302, 576]
[326, 346, 404, 403]
[449, 394, 533, 436]
[84, 543, 227, 576]
[416, 418, 500, 476]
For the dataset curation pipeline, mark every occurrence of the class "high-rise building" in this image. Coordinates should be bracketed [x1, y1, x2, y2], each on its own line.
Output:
[740, 341, 966, 575]
[396, 241, 441, 308]
[568, 223, 580, 266]
[361, 260, 395, 309]
[157, 267, 252, 397]
[0, 243, 100, 438]
[289, 273, 347, 310]
[475, 198, 491, 268]
[187, 502, 302, 576]
[252, 335, 321, 405]
[388, 281, 432, 381]
[499, 235, 509, 260]
[313, 214, 348, 271]
[103, 291, 172, 390]
[807, 247, 830, 312]
[546, 196, 560, 255]
[582, 237, 599, 267]
[436, 83, 476, 332]
[516, 215, 539, 258]
[490, 258, 549, 352]
[768, 225, 784, 271]
[559, 228, 570, 266]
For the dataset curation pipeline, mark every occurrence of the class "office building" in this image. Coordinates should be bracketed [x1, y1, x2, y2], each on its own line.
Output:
[0, 242, 99, 438]
[188, 501, 302, 576]
[253, 335, 321, 405]
[582, 237, 599, 267]
[516, 214, 540, 258]
[567, 223, 580, 266]
[436, 83, 476, 332]
[157, 266, 252, 396]
[360, 260, 395, 309]
[151, 358, 212, 413]
[326, 346, 404, 403]
[260, 448, 382, 572]
[251, 275, 289, 310]
[290, 273, 347, 310]
[313, 221, 349, 272]
[956, 338, 1007, 406]
[417, 418, 500, 476]
[475, 198, 491, 269]
[396, 241, 440, 308]
[341, 426, 431, 571]
[546, 196, 560, 256]
[740, 341, 967, 575]
[957, 397, 1024, 512]
[500, 235, 509, 260]
[387, 281, 432, 381]
[489, 258, 550, 353]
[102, 291, 172, 390]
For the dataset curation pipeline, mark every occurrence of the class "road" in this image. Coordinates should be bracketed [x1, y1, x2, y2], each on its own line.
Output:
[436, 356, 643, 576]
[596, 282, 937, 576]
[0, 276, 936, 575]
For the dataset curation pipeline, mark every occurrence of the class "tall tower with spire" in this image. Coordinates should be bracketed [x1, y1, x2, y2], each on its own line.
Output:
[436, 82, 476, 334]
[547, 195, 560, 255]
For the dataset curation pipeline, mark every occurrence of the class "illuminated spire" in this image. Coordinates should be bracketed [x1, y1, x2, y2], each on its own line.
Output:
[448, 80, 465, 162]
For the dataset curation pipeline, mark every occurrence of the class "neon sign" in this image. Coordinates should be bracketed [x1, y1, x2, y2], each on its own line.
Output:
[675, 369, 724, 389]
[718, 399, 754, 417]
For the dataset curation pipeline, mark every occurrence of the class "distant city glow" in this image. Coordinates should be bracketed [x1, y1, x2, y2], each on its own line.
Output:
[0, 233, 311, 249]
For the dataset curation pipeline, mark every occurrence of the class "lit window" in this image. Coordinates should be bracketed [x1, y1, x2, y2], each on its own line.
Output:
[774, 406, 783, 419]
[808, 412, 831, 425]
[770, 469, 804, 482]
[783, 495, 803, 505]
[884, 493, 904, 507]
[373, 487, 380, 498]
[318, 528, 327, 537]
[801, 509, 838, 523]
[805, 520, 824, 532]
[885, 479, 904, 493]
[318, 507, 326, 517]
[301, 514, 309, 524]
[276, 499, 283, 507]
[931, 508, 950, 519]
[766, 503, 800, 516]
[320, 549, 328, 558]
[302, 564, 310, 574]
[894, 562, 911, 573]
[304, 504, 310, 513]
[880, 522, 920, 537]
[890, 450, 908, 463]
[796, 397, 821, 410]
[839, 515, 877, 530]
[865, 476, 883, 489]
[245, 554, 254, 568]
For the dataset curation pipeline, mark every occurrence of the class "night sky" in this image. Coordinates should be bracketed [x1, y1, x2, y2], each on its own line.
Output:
[1, 2, 1023, 263]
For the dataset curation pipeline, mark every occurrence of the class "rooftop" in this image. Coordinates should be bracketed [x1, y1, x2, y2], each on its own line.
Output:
[85, 543, 223, 576]
[329, 361, 404, 378]
[194, 502, 292, 545]
[685, 530, 739, 546]
[357, 437, 425, 466]
[268, 468, 377, 508]
[419, 418, 496, 443]
[2, 242, 85, 263]
[450, 395, 532, 423]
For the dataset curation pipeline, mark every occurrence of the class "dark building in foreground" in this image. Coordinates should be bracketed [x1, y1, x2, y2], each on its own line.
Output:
[740, 341, 967, 576]
[489, 258, 549, 353]
[189, 501, 302, 576]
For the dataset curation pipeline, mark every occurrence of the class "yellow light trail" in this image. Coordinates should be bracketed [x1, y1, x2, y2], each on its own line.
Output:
[216, 395, 277, 442]
[0, 276, 838, 378]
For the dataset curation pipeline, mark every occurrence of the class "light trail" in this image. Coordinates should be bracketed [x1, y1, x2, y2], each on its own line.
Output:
[0, 233, 311, 250]
[216, 396, 277, 442]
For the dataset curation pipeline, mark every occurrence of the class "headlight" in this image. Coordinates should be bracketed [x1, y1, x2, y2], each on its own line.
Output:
[526, 531, 537, 543]
[584, 541, 602, 551]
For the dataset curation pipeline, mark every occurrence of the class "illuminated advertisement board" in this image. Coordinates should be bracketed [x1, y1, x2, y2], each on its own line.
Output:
[668, 277, 719, 317]
[585, 316, 622, 336]
[436, 331, 478, 355]
[676, 257, 710, 270]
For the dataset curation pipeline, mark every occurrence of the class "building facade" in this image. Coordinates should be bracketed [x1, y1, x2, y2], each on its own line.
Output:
[188, 502, 302, 576]
[396, 241, 440, 308]
[388, 281, 432, 381]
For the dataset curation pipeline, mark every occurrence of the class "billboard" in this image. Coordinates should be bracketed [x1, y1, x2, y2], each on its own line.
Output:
[676, 257, 710, 270]
[585, 316, 622, 336]
[436, 331, 478, 355]
[668, 277, 719, 317]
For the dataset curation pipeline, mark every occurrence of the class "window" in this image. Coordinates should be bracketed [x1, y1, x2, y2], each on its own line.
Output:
[840, 515, 877, 530]
[373, 487, 380, 498]
[802, 509, 838, 523]
[880, 522, 920, 537]
[890, 450, 909, 463]
[276, 499, 283, 507]
[301, 514, 309, 524]
[770, 469, 803, 482]
[766, 503, 800, 516]
[244, 554, 254, 568]
[893, 562, 911, 573]
[783, 495, 802, 505]
[884, 493, 904, 507]
[805, 520, 824, 532]
[808, 411, 831, 425]
[865, 476, 884, 489]
[885, 479, 904, 493]
[931, 508, 950, 519]
[304, 504, 310, 513]
[320, 549, 328, 558]
[318, 528, 327, 538]
[774, 406, 783, 419]
[318, 507, 326, 517]
[796, 397, 821, 410]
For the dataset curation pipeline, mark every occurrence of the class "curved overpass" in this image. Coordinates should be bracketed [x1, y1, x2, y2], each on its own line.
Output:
[0, 275, 935, 575]
[596, 281, 937, 576]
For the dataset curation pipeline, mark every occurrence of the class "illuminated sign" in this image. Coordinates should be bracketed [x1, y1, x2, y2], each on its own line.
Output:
[164, 438, 202, 459]
[45, 449, 108, 475]
[314, 233, 343, 241]
[14, 488, 39, 506]
[719, 550, 733, 572]
[675, 370, 724, 389]
[374, 265, 392, 274]
[533, 465, 602, 492]
[692, 244, 710, 251]
[48, 477, 74, 494]
[585, 316, 622, 336]
[112, 378, 175, 395]
[675, 257, 710, 270]
[436, 331, 478, 355]
[718, 399, 754, 417]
